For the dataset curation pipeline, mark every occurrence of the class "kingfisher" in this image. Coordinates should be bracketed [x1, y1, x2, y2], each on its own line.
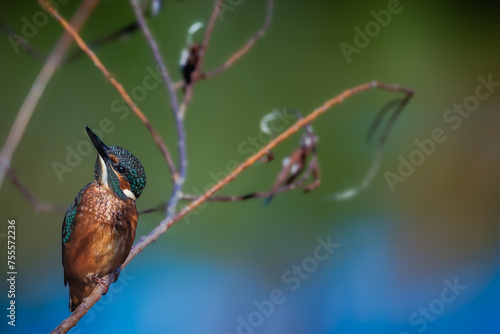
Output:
[61, 127, 146, 311]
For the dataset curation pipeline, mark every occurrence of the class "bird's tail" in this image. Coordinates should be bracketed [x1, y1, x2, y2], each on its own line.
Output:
[69, 282, 95, 312]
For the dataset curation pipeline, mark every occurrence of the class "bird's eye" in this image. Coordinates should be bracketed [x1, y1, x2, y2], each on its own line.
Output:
[116, 165, 126, 174]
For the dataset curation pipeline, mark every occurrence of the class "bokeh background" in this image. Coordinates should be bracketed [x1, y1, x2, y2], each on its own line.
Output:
[1, 0, 500, 333]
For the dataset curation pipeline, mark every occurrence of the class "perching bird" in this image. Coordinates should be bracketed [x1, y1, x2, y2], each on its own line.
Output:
[61, 127, 146, 311]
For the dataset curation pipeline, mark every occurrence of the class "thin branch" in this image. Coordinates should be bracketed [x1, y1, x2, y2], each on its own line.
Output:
[180, 154, 320, 203]
[0, 160, 66, 213]
[39, 0, 179, 181]
[181, 0, 224, 103]
[194, 0, 224, 80]
[0, 21, 47, 61]
[125, 82, 414, 268]
[142, 154, 319, 208]
[139, 155, 317, 208]
[130, 0, 188, 219]
[138, 203, 164, 215]
[205, 0, 274, 79]
[64, 21, 140, 63]
[180, 187, 297, 202]
[166, 0, 227, 211]
[366, 98, 401, 143]
[51, 282, 110, 334]
[0, 0, 100, 191]
[51, 81, 413, 333]
[174, 0, 274, 88]
[331, 95, 412, 201]
[130, 0, 179, 114]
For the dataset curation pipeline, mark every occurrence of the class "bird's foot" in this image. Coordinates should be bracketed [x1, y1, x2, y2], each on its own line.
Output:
[91, 275, 110, 288]
[112, 267, 121, 282]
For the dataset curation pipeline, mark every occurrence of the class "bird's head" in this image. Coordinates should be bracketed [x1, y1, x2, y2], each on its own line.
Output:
[86, 126, 146, 201]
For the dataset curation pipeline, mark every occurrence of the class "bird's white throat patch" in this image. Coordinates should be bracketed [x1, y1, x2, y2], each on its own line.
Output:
[122, 189, 136, 201]
[98, 156, 109, 188]
[99, 156, 136, 200]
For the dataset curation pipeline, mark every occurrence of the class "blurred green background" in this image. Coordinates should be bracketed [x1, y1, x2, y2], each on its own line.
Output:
[1, 0, 500, 333]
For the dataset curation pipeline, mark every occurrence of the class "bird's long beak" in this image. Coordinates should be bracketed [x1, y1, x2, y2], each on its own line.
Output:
[86, 126, 111, 163]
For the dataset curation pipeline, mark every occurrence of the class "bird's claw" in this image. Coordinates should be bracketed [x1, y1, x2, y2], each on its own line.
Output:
[91, 275, 109, 288]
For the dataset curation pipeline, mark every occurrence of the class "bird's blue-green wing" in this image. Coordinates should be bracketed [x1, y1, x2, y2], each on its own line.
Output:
[62, 184, 88, 246]
[62, 185, 89, 286]
[62, 200, 78, 246]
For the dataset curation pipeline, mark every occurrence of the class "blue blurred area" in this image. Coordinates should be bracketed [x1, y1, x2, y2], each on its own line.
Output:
[1, 0, 500, 333]
[5, 219, 500, 333]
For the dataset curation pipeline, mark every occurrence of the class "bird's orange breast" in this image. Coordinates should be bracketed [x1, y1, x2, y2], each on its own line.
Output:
[62, 183, 137, 285]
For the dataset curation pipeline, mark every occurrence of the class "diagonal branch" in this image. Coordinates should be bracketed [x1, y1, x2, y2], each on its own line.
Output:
[39, 0, 179, 181]
[130, 0, 179, 114]
[51, 81, 413, 333]
[0, 0, 100, 191]
[129, 0, 188, 219]
[181, 0, 223, 103]
[0, 21, 48, 61]
[168, 0, 229, 212]
[330, 95, 412, 201]
[205, 0, 274, 79]
[141, 153, 319, 209]
[7, 0, 274, 218]
[0, 160, 66, 213]
[180, 154, 320, 203]
[194, 0, 224, 81]
[174, 0, 274, 89]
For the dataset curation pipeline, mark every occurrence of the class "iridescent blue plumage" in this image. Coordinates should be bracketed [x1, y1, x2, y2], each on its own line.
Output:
[62, 185, 87, 245]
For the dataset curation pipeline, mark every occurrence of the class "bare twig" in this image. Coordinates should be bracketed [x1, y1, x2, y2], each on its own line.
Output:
[64, 21, 140, 63]
[0, 0, 100, 190]
[366, 98, 402, 143]
[51, 81, 413, 333]
[51, 281, 111, 334]
[138, 203, 164, 215]
[141, 153, 319, 209]
[180, 154, 320, 202]
[39, 0, 179, 181]
[181, 0, 224, 102]
[174, 0, 274, 88]
[331, 94, 412, 201]
[124, 83, 413, 270]
[130, 0, 179, 114]
[205, 0, 274, 79]
[180, 185, 302, 202]
[0, 160, 66, 213]
[129, 0, 188, 219]
[0, 21, 47, 60]
[194, 0, 224, 80]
